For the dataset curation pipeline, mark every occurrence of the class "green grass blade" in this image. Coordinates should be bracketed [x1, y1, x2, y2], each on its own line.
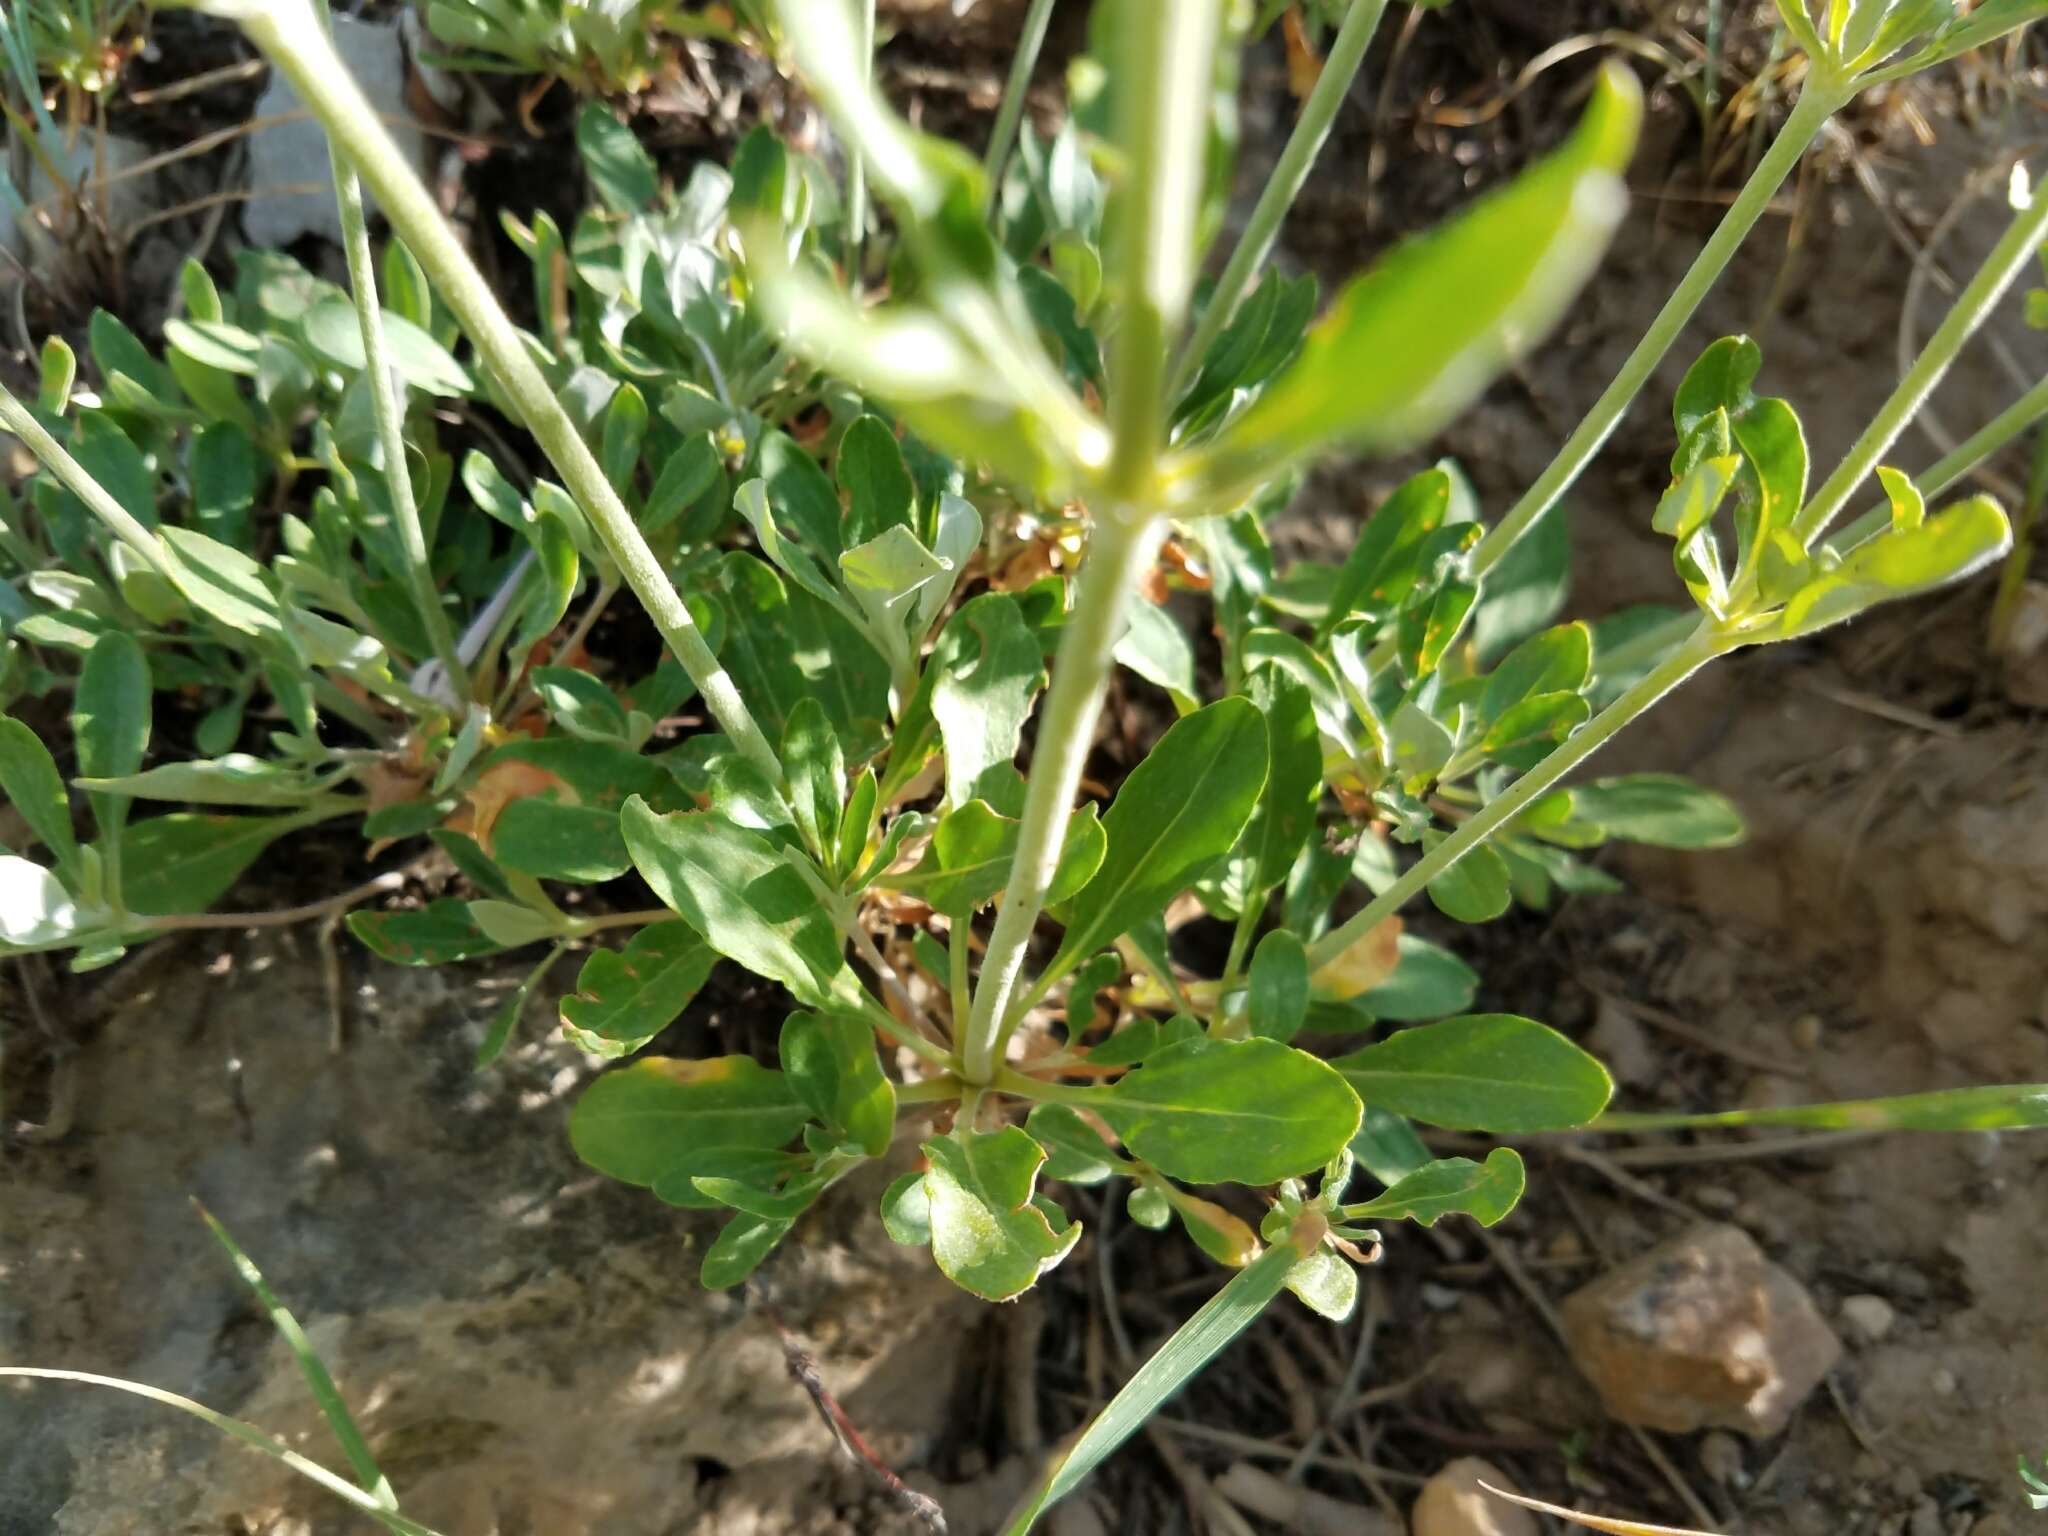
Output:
[1595, 1083, 2048, 1134]
[1001, 1241, 1298, 1534]
[193, 1201, 400, 1512]
[0, 1370, 444, 1536]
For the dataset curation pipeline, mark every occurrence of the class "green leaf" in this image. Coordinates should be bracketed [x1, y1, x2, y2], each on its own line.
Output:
[1001, 1242, 1301, 1535]
[1284, 1248, 1358, 1321]
[1096, 1037, 1362, 1185]
[122, 813, 305, 918]
[560, 922, 715, 1057]
[838, 415, 916, 545]
[1772, 494, 2011, 639]
[347, 899, 506, 965]
[760, 429, 848, 559]
[1481, 622, 1591, 722]
[1471, 497, 1571, 663]
[881, 1170, 934, 1244]
[621, 800, 859, 1010]
[1047, 698, 1269, 978]
[1240, 670, 1321, 896]
[1113, 599, 1197, 713]
[531, 667, 629, 743]
[1025, 1102, 1122, 1185]
[1426, 842, 1511, 922]
[1341, 1148, 1526, 1227]
[1597, 1082, 2048, 1134]
[885, 798, 1105, 917]
[700, 1212, 796, 1289]
[576, 102, 658, 212]
[780, 1010, 895, 1156]
[78, 755, 322, 808]
[161, 527, 285, 640]
[1196, 68, 1641, 489]
[164, 318, 264, 376]
[1568, 773, 1744, 849]
[0, 717, 80, 882]
[1332, 1013, 1613, 1132]
[782, 697, 847, 860]
[484, 738, 676, 883]
[924, 1127, 1082, 1301]
[192, 1205, 400, 1516]
[1358, 935, 1478, 1022]
[931, 595, 1047, 808]
[570, 1055, 811, 1189]
[1347, 1105, 1434, 1185]
[1246, 930, 1310, 1043]
[1319, 468, 1451, 632]
[476, 943, 567, 1067]
[299, 298, 472, 397]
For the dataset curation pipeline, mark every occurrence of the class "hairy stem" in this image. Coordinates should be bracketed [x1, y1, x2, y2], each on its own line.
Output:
[846, 0, 874, 290]
[981, 0, 1057, 203]
[961, 0, 1222, 1084]
[962, 514, 1164, 1082]
[1169, 0, 1386, 398]
[321, 60, 469, 698]
[0, 382, 176, 580]
[1467, 73, 1847, 579]
[224, 0, 782, 784]
[1305, 629, 1721, 970]
[1793, 183, 2048, 545]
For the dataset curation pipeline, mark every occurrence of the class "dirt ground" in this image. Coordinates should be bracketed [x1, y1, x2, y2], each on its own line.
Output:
[4, 5, 2048, 1535]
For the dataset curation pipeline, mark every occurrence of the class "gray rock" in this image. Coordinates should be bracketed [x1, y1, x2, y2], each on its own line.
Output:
[244, 15, 424, 248]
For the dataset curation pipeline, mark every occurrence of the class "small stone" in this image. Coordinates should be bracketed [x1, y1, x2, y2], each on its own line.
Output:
[1931, 1368, 1958, 1396]
[1995, 580, 2048, 710]
[1694, 1185, 1740, 1214]
[1412, 1457, 1538, 1536]
[1589, 1000, 1658, 1089]
[1546, 1228, 1587, 1263]
[1909, 1498, 1943, 1536]
[1840, 1294, 1897, 1344]
[1964, 1131, 2001, 1170]
[1790, 1013, 1824, 1050]
[1560, 1223, 1842, 1437]
[1420, 1282, 1463, 1311]
[1699, 1431, 1746, 1486]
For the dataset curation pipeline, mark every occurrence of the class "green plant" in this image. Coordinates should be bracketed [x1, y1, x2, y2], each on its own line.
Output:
[416, 0, 771, 99]
[6, 0, 2048, 1529]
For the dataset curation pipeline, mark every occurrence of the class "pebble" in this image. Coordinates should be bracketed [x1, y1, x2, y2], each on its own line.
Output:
[1931, 1368, 1958, 1396]
[1790, 1012, 1825, 1050]
[1560, 1223, 1842, 1437]
[1841, 1293, 1898, 1344]
[1909, 1498, 1944, 1536]
[1694, 1185, 1741, 1214]
[1699, 1431, 1746, 1486]
[1411, 1457, 1538, 1536]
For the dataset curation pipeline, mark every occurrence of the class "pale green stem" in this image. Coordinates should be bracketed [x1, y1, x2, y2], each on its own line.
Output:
[1305, 628, 1722, 970]
[1169, 0, 1386, 399]
[1825, 371, 2048, 556]
[961, 0, 1222, 1085]
[321, 78, 468, 697]
[962, 514, 1165, 1083]
[1792, 184, 2048, 546]
[223, 0, 782, 785]
[0, 382, 176, 580]
[982, 0, 1056, 204]
[1468, 73, 1849, 580]
[846, 0, 874, 291]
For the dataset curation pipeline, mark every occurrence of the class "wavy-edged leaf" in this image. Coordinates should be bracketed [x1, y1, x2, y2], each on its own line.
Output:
[560, 922, 715, 1057]
[1341, 1148, 1526, 1227]
[924, 1126, 1081, 1301]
